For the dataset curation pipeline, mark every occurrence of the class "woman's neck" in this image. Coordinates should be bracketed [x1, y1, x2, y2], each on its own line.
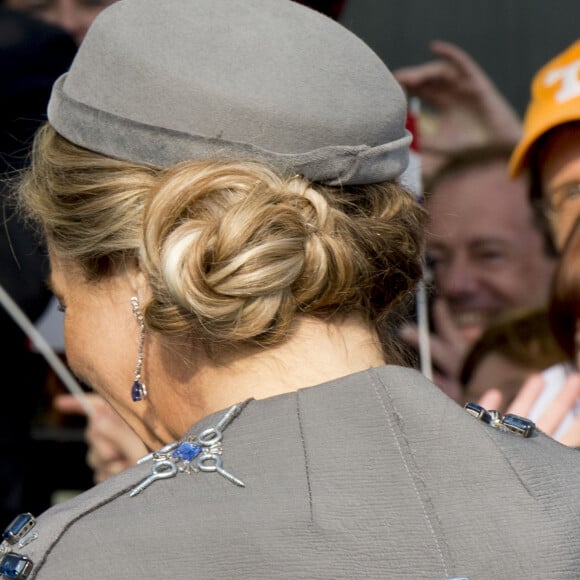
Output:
[154, 315, 387, 439]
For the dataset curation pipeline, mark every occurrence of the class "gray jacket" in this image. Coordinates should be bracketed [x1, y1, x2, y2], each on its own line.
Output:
[5, 365, 580, 579]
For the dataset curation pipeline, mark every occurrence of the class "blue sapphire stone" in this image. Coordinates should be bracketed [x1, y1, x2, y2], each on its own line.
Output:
[172, 442, 202, 462]
[502, 414, 535, 437]
[131, 381, 146, 402]
[0, 553, 33, 579]
[2, 513, 35, 544]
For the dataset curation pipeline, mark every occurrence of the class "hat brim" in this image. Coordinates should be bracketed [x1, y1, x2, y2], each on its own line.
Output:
[509, 99, 580, 177]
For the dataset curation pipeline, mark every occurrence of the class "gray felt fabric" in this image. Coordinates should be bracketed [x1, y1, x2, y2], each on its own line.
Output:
[47, 0, 411, 185]
[16, 366, 580, 579]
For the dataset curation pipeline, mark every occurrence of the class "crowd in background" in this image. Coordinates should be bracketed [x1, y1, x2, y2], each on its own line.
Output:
[396, 37, 580, 444]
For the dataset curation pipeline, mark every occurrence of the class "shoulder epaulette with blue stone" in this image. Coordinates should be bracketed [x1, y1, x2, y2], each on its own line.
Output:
[0, 512, 38, 578]
[464, 402, 535, 438]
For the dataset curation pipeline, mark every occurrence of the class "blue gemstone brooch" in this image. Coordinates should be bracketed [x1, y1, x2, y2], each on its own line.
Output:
[464, 402, 535, 438]
[129, 403, 246, 497]
[0, 512, 38, 579]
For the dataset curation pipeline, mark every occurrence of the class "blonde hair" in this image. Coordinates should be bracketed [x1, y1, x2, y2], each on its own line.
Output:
[16, 124, 427, 359]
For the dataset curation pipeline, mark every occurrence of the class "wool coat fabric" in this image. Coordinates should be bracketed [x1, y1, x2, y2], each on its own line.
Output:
[8, 365, 580, 579]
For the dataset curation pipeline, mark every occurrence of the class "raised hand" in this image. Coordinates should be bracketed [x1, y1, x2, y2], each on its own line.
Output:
[400, 297, 469, 402]
[479, 372, 580, 447]
[393, 40, 522, 158]
[55, 393, 149, 483]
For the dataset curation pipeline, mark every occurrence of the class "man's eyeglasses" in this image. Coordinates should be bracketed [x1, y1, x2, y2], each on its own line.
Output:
[543, 181, 580, 214]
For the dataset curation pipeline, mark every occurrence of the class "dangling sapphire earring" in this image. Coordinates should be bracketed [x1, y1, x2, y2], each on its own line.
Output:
[130, 296, 147, 402]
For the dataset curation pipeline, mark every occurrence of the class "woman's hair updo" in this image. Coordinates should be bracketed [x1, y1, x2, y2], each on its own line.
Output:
[17, 124, 427, 358]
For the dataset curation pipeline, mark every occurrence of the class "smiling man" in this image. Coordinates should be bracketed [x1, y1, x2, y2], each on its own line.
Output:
[427, 144, 557, 343]
[401, 143, 557, 399]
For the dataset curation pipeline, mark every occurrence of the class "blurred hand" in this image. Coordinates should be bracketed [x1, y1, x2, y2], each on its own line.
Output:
[393, 40, 522, 177]
[400, 297, 469, 402]
[479, 372, 580, 447]
[55, 393, 149, 483]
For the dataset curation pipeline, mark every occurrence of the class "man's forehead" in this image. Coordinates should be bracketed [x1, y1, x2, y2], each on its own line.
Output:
[540, 126, 580, 183]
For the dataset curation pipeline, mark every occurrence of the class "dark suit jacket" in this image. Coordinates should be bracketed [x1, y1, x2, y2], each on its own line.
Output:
[11, 366, 580, 578]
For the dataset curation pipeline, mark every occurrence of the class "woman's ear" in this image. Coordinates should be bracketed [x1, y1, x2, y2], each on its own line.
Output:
[127, 264, 152, 305]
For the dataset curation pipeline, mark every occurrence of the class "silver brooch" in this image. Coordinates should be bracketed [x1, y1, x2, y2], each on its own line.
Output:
[464, 402, 535, 438]
[0, 512, 38, 579]
[129, 403, 246, 497]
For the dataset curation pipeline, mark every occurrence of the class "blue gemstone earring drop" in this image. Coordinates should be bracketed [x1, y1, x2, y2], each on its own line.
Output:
[130, 297, 147, 402]
[132, 379, 147, 402]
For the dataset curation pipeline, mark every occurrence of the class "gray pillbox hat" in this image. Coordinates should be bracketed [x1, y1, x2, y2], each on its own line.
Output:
[48, 0, 411, 186]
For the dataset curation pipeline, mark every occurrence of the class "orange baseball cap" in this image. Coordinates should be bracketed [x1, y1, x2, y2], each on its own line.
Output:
[509, 40, 580, 176]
